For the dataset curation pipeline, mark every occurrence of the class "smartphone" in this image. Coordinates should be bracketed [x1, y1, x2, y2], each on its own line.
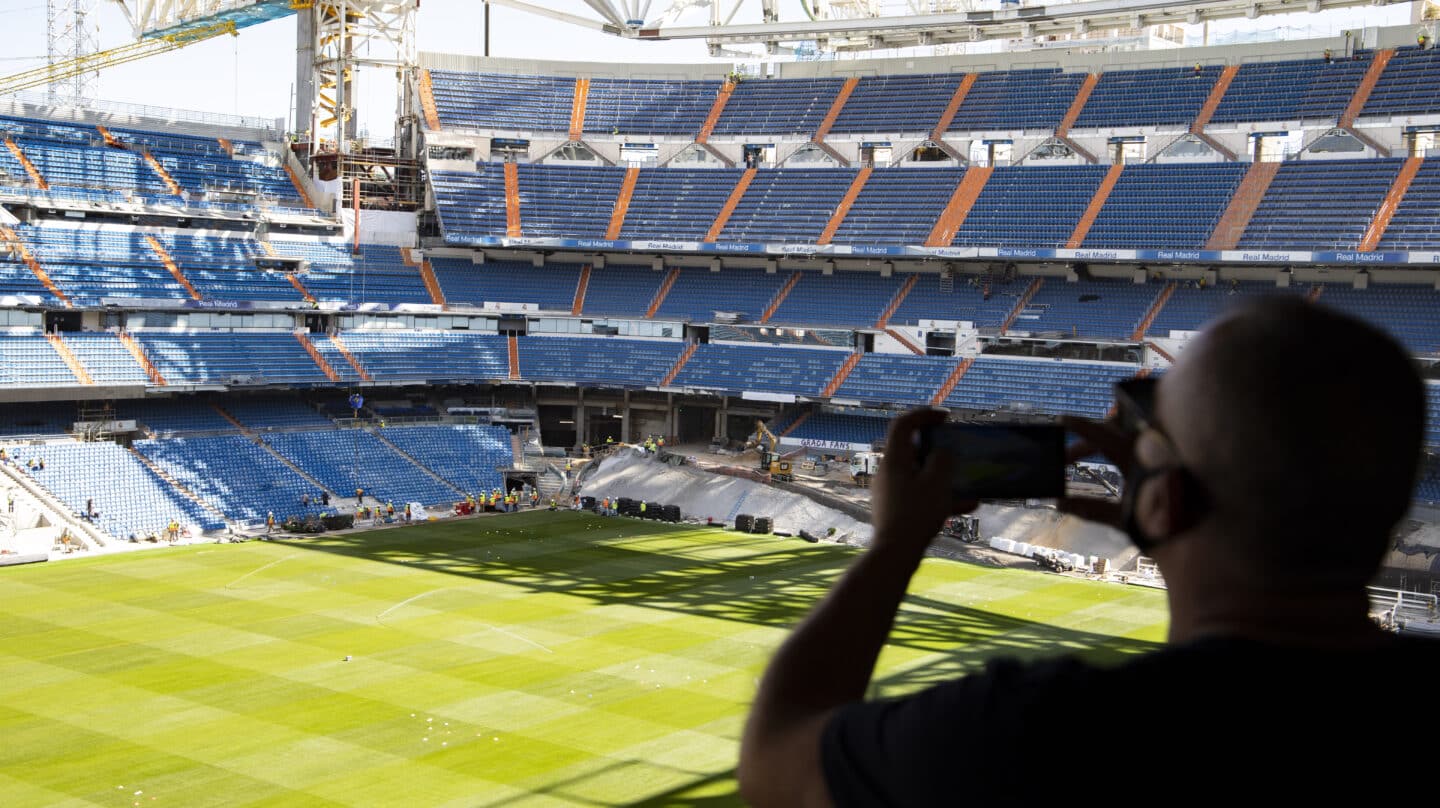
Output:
[914, 423, 1066, 500]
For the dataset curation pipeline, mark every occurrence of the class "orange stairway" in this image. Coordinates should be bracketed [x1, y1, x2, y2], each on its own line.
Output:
[284, 163, 316, 209]
[1000, 278, 1044, 334]
[606, 166, 640, 240]
[1065, 164, 1123, 248]
[507, 335, 521, 380]
[568, 77, 590, 142]
[1359, 156, 1422, 251]
[1147, 341, 1177, 365]
[46, 333, 92, 385]
[1131, 282, 1177, 341]
[703, 168, 756, 243]
[287, 273, 316, 304]
[697, 80, 736, 144]
[296, 332, 341, 382]
[1191, 65, 1238, 133]
[777, 411, 810, 438]
[503, 161, 522, 237]
[328, 335, 371, 382]
[813, 77, 859, 143]
[930, 358, 974, 406]
[419, 259, 447, 307]
[4, 137, 47, 189]
[660, 343, 699, 386]
[875, 274, 918, 329]
[925, 166, 992, 247]
[1057, 73, 1100, 137]
[141, 150, 183, 196]
[817, 167, 871, 245]
[418, 69, 443, 130]
[95, 125, 120, 147]
[1204, 160, 1281, 250]
[0, 225, 68, 306]
[931, 74, 977, 142]
[144, 236, 202, 301]
[572, 263, 592, 315]
[759, 271, 803, 324]
[217, 137, 236, 157]
[821, 352, 863, 397]
[1340, 49, 1392, 128]
[118, 332, 166, 385]
[885, 328, 924, 355]
[1307, 284, 1324, 303]
[645, 267, 681, 318]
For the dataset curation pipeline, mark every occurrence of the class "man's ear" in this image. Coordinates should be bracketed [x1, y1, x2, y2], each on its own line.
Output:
[1142, 469, 1201, 539]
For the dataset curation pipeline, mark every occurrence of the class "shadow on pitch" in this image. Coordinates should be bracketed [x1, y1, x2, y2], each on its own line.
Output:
[283, 511, 1162, 679]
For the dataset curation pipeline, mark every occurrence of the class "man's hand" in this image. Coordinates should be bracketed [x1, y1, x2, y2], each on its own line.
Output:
[870, 409, 976, 556]
[1056, 415, 1136, 530]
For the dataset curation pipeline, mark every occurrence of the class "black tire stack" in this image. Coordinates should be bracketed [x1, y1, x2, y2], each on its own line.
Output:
[660, 504, 681, 523]
[734, 514, 772, 534]
[581, 496, 597, 510]
[617, 497, 642, 517]
[752, 516, 773, 535]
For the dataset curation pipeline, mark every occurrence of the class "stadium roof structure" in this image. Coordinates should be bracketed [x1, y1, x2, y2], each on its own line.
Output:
[492, 0, 1402, 53]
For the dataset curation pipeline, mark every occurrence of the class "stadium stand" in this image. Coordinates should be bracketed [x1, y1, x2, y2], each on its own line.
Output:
[516, 163, 628, 239]
[1009, 279, 1159, 340]
[517, 336, 684, 387]
[133, 332, 332, 386]
[337, 331, 510, 382]
[767, 271, 901, 328]
[945, 357, 1137, 419]
[1073, 66, 1224, 128]
[61, 333, 149, 385]
[0, 403, 75, 437]
[1209, 56, 1370, 124]
[377, 424, 514, 494]
[1359, 46, 1440, 118]
[582, 78, 721, 135]
[711, 77, 847, 135]
[430, 258, 580, 310]
[579, 265, 664, 318]
[1238, 159, 1403, 250]
[717, 168, 857, 244]
[432, 168, 512, 243]
[618, 168, 746, 241]
[268, 240, 433, 305]
[9, 440, 225, 537]
[834, 353, 958, 405]
[221, 397, 334, 430]
[830, 73, 966, 134]
[653, 267, 790, 322]
[1375, 159, 1440, 251]
[669, 344, 850, 396]
[783, 411, 890, 447]
[428, 70, 575, 132]
[0, 333, 80, 386]
[134, 434, 326, 522]
[112, 399, 238, 435]
[1426, 384, 1440, 448]
[951, 165, 1110, 248]
[947, 69, 1087, 132]
[888, 274, 1023, 328]
[1312, 284, 1440, 356]
[826, 168, 963, 246]
[1083, 163, 1249, 249]
[261, 429, 460, 505]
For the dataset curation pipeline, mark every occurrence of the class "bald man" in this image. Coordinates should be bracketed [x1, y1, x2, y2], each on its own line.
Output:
[739, 298, 1438, 806]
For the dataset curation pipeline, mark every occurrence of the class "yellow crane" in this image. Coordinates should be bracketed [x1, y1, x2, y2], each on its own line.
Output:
[0, 19, 238, 99]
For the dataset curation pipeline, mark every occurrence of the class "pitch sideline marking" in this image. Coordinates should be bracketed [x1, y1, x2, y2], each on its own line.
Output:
[480, 623, 554, 654]
[225, 554, 300, 589]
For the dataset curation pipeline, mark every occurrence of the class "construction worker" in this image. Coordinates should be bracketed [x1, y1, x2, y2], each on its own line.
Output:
[640, 500, 647, 516]
[606, 435, 614, 446]
[548, 498, 557, 511]
[266, 511, 275, 534]
[355, 487, 364, 506]
[386, 501, 395, 520]
[601, 496, 610, 515]
[530, 490, 539, 508]
[657, 437, 666, 450]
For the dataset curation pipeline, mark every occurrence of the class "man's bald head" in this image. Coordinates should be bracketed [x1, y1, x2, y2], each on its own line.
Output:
[1158, 297, 1424, 587]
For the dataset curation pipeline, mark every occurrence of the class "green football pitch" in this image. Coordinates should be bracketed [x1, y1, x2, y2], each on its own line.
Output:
[0, 511, 1168, 807]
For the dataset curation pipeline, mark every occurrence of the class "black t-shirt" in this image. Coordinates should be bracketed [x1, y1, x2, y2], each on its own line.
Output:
[822, 634, 1439, 805]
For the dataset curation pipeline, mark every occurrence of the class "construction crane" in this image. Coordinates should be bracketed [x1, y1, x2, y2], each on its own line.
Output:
[0, 18, 239, 99]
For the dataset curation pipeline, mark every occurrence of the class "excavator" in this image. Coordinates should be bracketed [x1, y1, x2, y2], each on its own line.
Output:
[748, 419, 794, 482]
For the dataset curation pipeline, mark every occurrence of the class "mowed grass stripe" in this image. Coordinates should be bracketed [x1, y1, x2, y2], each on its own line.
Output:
[0, 511, 1166, 806]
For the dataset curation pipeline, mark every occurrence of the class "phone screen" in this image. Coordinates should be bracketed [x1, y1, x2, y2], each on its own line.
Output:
[915, 424, 1066, 500]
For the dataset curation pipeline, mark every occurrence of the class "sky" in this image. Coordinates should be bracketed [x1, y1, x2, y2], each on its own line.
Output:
[2, 0, 1417, 134]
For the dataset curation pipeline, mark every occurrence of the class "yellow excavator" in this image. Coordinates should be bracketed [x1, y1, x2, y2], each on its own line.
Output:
[749, 419, 794, 482]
